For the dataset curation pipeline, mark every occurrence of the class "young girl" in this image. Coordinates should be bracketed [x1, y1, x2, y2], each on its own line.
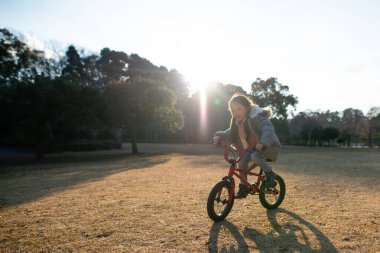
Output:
[213, 93, 281, 199]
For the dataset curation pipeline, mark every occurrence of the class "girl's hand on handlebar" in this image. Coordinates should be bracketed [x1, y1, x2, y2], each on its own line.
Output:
[213, 136, 221, 145]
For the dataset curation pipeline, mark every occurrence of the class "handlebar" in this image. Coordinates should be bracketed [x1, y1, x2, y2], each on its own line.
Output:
[218, 142, 266, 165]
[223, 144, 248, 164]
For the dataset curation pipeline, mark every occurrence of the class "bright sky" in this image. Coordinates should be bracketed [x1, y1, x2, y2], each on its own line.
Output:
[1, 0, 380, 114]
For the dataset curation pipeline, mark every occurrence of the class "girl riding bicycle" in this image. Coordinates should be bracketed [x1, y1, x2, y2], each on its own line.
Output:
[213, 93, 281, 199]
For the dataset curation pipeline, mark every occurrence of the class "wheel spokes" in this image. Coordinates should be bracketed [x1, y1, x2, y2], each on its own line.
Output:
[214, 187, 230, 215]
[265, 185, 281, 204]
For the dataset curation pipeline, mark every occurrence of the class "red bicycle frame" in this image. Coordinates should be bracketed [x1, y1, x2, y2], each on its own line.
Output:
[221, 143, 266, 202]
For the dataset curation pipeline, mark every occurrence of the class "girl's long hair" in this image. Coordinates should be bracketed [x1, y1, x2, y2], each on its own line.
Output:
[228, 93, 255, 147]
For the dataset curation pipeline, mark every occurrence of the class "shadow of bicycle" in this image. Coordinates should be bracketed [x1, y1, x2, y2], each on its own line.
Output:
[208, 208, 337, 252]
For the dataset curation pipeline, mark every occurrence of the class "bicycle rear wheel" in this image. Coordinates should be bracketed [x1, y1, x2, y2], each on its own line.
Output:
[207, 180, 234, 222]
[259, 174, 285, 210]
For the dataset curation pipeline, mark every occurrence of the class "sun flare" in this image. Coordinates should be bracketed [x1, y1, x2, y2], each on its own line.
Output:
[199, 86, 208, 138]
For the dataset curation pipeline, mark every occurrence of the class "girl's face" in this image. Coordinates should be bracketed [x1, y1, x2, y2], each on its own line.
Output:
[230, 102, 249, 124]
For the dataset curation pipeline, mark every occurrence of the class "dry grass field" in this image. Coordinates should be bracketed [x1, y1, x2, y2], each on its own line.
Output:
[0, 144, 379, 252]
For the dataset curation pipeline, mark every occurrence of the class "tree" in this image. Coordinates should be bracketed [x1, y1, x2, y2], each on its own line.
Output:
[61, 45, 91, 86]
[97, 48, 129, 85]
[290, 111, 320, 145]
[321, 127, 340, 146]
[0, 28, 51, 85]
[28, 77, 106, 158]
[126, 54, 190, 106]
[314, 110, 341, 129]
[249, 77, 298, 119]
[360, 107, 380, 147]
[0, 29, 57, 158]
[29, 78, 58, 159]
[341, 108, 364, 146]
[103, 77, 184, 153]
[300, 124, 322, 146]
[271, 118, 290, 144]
[163, 68, 190, 106]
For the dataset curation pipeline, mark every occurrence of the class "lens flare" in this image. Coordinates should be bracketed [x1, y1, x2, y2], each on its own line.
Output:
[200, 87, 207, 140]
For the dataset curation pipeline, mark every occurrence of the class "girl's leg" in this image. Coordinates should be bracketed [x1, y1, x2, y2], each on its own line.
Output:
[237, 152, 251, 181]
[235, 152, 251, 199]
[250, 151, 276, 187]
[250, 152, 271, 173]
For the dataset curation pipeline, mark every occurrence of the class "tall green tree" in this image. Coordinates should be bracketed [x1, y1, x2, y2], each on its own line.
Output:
[29, 77, 105, 158]
[61, 45, 94, 86]
[0, 29, 56, 158]
[250, 77, 298, 119]
[125, 53, 190, 142]
[104, 77, 184, 153]
[127, 54, 190, 103]
[0, 28, 51, 85]
[97, 48, 129, 85]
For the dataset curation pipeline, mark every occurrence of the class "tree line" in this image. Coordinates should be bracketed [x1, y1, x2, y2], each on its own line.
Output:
[1, 28, 379, 159]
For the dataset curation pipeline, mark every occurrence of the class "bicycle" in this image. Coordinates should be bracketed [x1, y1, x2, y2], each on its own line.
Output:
[207, 143, 286, 222]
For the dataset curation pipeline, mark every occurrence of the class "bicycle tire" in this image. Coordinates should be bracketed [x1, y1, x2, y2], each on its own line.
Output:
[207, 180, 235, 222]
[259, 174, 285, 210]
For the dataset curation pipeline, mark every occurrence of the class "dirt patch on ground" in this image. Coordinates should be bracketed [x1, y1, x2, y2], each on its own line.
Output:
[1, 144, 379, 252]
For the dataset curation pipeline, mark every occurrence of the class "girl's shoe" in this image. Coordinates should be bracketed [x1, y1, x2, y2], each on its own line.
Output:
[235, 184, 250, 199]
[264, 171, 277, 188]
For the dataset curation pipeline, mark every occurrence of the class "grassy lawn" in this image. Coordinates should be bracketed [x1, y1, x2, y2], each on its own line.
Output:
[1, 144, 379, 252]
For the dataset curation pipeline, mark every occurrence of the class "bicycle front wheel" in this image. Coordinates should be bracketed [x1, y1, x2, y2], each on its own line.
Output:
[207, 180, 234, 222]
[259, 174, 286, 210]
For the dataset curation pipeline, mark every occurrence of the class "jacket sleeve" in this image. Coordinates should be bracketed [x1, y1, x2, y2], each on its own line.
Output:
[214, 128, 232, 142]
[257, 116, 280, 147]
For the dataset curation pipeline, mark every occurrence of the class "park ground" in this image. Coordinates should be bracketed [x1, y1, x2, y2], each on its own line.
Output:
[0, 143, 379, 252]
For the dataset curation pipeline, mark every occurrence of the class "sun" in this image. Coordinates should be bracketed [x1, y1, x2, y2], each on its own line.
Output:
[175, 56, 217, 94]
[184, 69, 214, 94]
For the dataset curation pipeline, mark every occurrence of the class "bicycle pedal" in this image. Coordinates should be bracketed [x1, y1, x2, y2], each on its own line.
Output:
[250, 183, 258, 194]
[266, 187, 279, 194]
[264, 181, 277, 188]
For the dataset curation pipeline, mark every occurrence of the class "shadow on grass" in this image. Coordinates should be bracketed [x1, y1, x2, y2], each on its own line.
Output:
[208, 220, 250, 253]
[0, 151, 150, 168]
[0, 153, 168, 208]
[208, 208, 337, 252]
